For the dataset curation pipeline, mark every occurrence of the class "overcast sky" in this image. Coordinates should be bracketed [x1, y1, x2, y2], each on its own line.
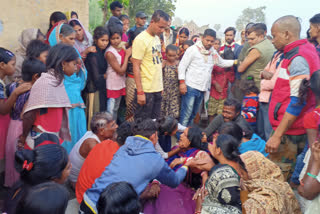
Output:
[174, 0, 318, 37]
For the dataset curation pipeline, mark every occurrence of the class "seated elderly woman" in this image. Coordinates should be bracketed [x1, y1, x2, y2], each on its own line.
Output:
[144, 126, 209, 214]
[192, 134, 301, 214]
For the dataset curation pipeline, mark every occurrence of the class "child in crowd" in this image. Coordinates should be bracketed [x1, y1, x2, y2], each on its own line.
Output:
[159, 34, 167, 60]
[182, 40, 194, 52]
[47, 23, 88, 153]
[161, 45, 180, 119]
[119, 15, 130, 42]
[5, 58, 46, 188]
[15, 182, 69, 214]
[125, 27, 144, 121]
[0, 48, 31, 161]
[84, 26, 109, 126]
[240, 75, 259, 132]
[13, 29, 45, 83]
[18, 44, 77, 150]
[4, 144, 71, 214]
[175, 27, 189, 59]
[105, 27, 131, 120]
[208, 39, 235, 122]
[26, 39, 50, 64]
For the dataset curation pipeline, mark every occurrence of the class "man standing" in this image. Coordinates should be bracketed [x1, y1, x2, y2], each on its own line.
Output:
[132, 10, 170, 119]
[238, 23, 275, 90]
[265, 15, 320, 180]
[127, 11, 148, 39]
[219, 27, 243, 98]
[105, 1, 123, 26]
[163, 18, 177, 47]
[178, 29, 236, 127]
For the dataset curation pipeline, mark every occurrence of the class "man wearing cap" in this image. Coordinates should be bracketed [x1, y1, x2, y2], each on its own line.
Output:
[127, 11, 148, 40]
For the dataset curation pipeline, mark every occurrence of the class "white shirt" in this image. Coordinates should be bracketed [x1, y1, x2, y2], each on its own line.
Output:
[69, 131, 101, 183]
[178, 44, 234, 91]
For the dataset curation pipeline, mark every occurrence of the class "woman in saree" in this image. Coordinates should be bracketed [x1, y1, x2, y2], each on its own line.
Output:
[68, 18, 95, 60]
[192, 135, 300, 214]
[48, 23, 87, 153]
[144, 126, 208, 214]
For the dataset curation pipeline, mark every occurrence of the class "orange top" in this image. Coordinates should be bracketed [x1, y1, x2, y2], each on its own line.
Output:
[75, 140, 120, 203]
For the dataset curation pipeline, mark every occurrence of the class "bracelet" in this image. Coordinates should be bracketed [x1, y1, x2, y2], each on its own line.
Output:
[179, 80, 185, 84]
[152, 180, 160, 185]
[195, 211, 201, 214]
[137, 91, 144, 95]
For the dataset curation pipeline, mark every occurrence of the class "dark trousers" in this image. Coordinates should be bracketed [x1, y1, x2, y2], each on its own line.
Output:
[134, 91, 162, 120]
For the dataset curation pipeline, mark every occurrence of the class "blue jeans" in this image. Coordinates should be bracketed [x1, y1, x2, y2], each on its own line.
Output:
[107, 96, 122, 120]
[179, 86, 204, 127]
[290, 140, 309, 185]
[257, 102, 273, 141]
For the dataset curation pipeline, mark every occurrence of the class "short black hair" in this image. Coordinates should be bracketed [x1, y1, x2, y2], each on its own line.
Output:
[224, 98, 241, 114]
[224, 27, 236, 35]
[157, 116, 178, 135]
[151, 10, 170, 22]
[97, 182, 140, 214]
[110, 1, 123, 10]
[128, 27, 144, 47]
[240, 75, 260, 94]
[242, 126, 253, 139]
[203, 29, 216, 39]
[26, 39, 50, 59]
[116, 121, 133, 146]
[166, 44, 178, 53]
[310, 13, 320, 24]
[16, 182, 69, 214]
[71, 11, 78, 19]
[247, 23, 267, 36]
[22, 58, 46, 82]
[119, 14, 129, 21]
[183, 40, 194, 47]
[218, 122, 243, 141]
[132, 118, 158, 139]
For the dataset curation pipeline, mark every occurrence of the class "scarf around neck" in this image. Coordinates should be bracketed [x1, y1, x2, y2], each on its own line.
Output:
[219, 40, 236, 55]
[195, 41, 212, 62]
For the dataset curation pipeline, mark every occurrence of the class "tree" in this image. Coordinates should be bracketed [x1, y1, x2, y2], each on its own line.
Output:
[235, 6, 266, 32]
[128, 0, 176, 26]
[213, 24, 221, 32]
[89, 0, 177, 31]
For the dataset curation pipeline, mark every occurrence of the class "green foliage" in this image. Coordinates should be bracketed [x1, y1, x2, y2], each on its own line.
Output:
[89, 0, 177, 30]
[89, 0, 104, 33]
[235, 6, 266, 32]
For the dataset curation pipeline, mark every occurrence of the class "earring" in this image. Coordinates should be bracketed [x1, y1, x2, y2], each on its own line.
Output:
[62, 65, 65, 72]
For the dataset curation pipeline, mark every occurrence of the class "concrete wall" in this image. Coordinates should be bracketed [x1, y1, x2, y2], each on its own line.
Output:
[0, 0, 89, 51]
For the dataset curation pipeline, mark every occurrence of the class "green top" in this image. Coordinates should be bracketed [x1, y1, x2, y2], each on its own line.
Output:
[240, 39, 275, 89]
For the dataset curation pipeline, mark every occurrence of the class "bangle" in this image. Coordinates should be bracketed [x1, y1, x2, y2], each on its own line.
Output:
[182, 165, 188, 171]
[195, 211, 201, 214]
[179, 80, 185, 84]
[137, 91, 144, 95]
[307, 172, 320, 182]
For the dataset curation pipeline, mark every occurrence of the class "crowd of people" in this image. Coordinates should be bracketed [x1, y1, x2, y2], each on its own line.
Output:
[0, 1, 320, 213]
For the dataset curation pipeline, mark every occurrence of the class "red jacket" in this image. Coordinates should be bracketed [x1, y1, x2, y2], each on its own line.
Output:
[269, 39, 320, 135]
[210, 66, 235, 100]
